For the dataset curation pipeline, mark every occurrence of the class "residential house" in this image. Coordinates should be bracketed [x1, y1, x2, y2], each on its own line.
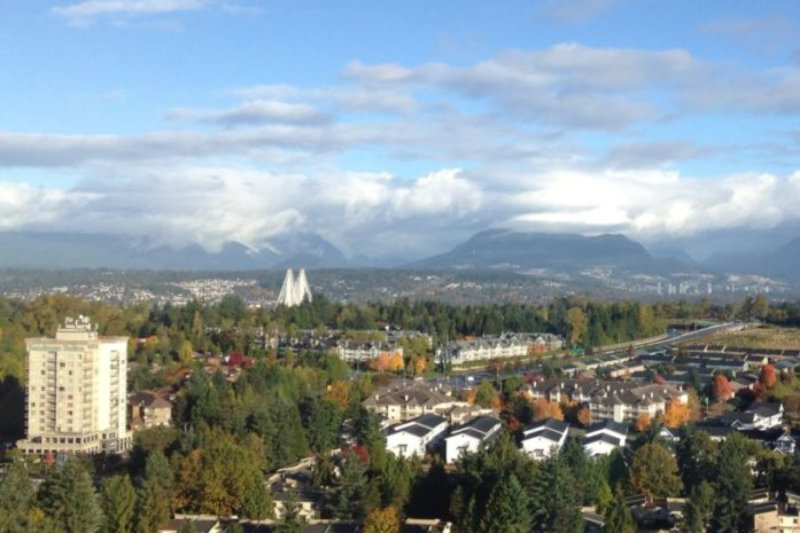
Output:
[159, 517, 223, 533]
[583, 420, 628, 457]
[273, 489, 322, 521]
[721, 402, 784, 431]
[444, 416, 502, 463]
[386, 414, 449, 458]
[521, 418, 570, 460]
[128, 388, 172, 430]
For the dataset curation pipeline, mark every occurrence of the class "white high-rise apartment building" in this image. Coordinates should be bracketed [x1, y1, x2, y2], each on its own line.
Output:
[18, 315, 132, 455]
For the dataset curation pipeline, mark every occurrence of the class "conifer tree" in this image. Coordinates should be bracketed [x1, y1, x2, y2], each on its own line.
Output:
[603, 485, 635, 533]
[100, 474, 137, 533]
[479, 474, 531, 533]
[38, 458, 103, 533]
[0, 456, 35, 533]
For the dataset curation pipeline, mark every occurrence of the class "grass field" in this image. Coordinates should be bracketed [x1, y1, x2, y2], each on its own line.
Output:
[689, 326, 800, 350]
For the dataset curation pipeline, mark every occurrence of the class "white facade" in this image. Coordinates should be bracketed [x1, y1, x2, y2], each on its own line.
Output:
[445, 416, 502, 464]
[386, 415, 449, 458]
[520, 419, 569, 460]
[583, 421, 628, 457]
[18, 316, 131, 455]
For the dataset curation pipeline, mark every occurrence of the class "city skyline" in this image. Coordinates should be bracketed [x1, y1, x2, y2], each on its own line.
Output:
[1, 1, 800, 260]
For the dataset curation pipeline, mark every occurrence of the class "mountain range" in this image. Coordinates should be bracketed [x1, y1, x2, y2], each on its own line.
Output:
[0, 227, 797, 281]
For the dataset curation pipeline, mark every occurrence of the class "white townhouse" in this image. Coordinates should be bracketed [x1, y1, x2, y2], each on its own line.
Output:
[721, 402, 784, 431]
[583, 420, 628, 458]
[445, 416, 502, 464]
[386, 414, 449, 459]
[521, 418, 570, 460]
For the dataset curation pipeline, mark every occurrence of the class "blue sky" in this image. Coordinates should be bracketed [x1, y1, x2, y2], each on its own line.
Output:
[1, 0, 800, 258]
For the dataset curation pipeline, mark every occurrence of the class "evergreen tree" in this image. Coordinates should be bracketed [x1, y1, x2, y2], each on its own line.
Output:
[628, 442, 682, 504]
[603, 485, 635, 533]
[529, 456, 582, 533]
[38, 458, 103, 533]
[100, 474, 137, 533]
[711, 437, 753, 533]
[683, 481, 714, 533]
[479, 474, 531, 533]
[333, 453, 368, 519]
[136, 452, 173, 533]
[0, 456, 35, 533]
[276, 490, 306, 533]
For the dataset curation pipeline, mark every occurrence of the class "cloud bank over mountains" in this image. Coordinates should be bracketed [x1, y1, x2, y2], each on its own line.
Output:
[2, 38, 800, 260]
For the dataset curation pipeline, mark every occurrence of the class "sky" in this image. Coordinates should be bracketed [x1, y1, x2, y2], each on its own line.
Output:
[1, 0, 800, 260]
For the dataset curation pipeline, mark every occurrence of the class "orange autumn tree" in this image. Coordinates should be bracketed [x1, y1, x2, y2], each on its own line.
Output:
[532, 398, 564, 421]
[712, 374, 734, 402]
[634, 413, 652, 432]
[759, 363, 777, 390]
[576, 406, 592, 427]
[659, 399, 691, 428]
[370, 353, 391, 372]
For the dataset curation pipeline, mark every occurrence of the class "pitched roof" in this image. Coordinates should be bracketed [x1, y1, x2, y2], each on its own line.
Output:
[450, 415, 501, 437]
[586, 420, 628, 437]
[523, 418, 570, 436]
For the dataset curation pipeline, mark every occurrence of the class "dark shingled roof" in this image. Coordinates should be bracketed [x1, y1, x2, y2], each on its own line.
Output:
[523, 418, 570, 435]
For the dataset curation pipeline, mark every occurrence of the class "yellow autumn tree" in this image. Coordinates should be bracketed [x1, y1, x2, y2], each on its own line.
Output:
[324, 381, 350, 409]
[364, 506, 400, 533]
[659, 399, 691, 428]
[389, 353, 404, 372]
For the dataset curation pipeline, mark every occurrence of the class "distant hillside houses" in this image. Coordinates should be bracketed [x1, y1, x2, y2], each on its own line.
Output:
[436, 332, 564, 365]
[528, 378, 688, 424]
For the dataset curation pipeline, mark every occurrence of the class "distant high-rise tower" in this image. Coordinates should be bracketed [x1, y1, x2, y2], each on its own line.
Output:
[277, 268, 313, 307]
[18, 315, 131, 455]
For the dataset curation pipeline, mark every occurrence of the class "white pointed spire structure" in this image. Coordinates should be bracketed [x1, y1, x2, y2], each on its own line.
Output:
[277, 268, 313, 307]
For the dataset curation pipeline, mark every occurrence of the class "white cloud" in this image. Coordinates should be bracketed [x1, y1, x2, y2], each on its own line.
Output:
[166, 100, 330, 127]
[51, 0, 258, 24]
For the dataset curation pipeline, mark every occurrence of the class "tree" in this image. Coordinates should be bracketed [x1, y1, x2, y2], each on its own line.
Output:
[363, 506, 401, 533]
[759, 363, 777, 390]
[634, 413, 651, 432]
[712, 374, 733, 402]
[333, 452, 368, 519]
[179, 340, 194, 364]
[136, 451, 173, 533]
[683, 481, 714, 533]
[100, 474, 137, 533]
[711, 435, 754, 533]
[603, 484, 635, 533]
[479, 474, 531, 533]
[0, 456, 35, 533]
[530, 457, 582, 533]
[38, 457, 103, 533]
[628, 442, 682, 504]
[659, 399, 691, 428]
[276, 491, 305, 533]
[564, 307, 588, 347]
[576, 406, 592, 427]
[532, 398, 564, 421]
[676, 428, 718, 492]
